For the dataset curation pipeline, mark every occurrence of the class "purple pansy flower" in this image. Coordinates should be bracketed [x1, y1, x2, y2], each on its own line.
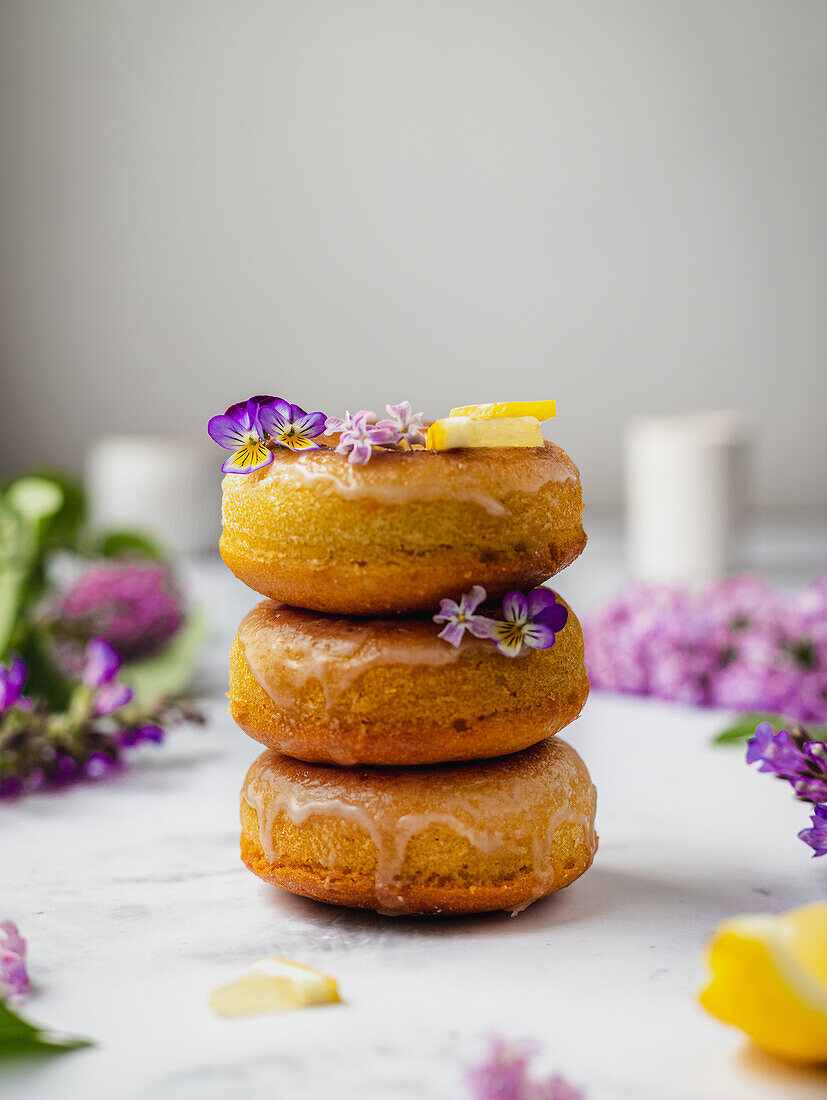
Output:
[799, 804, 827, 857]
[82, 638, 133, 715]
[0, 658, 28, 712]
[377, 401, 426, 448]
[207, 398, 273, 475]
[0, 920, 29, 1003]
[433, 586, 491, 647]
[259, 399, 327, 452]
[488, 588, 569, 658]
[325, 410, 398, 465]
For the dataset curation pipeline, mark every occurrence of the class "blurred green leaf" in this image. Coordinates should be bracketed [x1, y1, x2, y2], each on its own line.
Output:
[4, 477, 64, 533]
[95, 530, 165, 562]
[713, 712, 827, 746]
[120, 608, 207, 708]
[0, 999, 92, 1058]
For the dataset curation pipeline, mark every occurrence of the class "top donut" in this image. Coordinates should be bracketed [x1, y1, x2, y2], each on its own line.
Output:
[210, 397, 586, 615]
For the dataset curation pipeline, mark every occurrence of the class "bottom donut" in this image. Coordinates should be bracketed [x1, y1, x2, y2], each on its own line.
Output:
[240, 738, 597, 916]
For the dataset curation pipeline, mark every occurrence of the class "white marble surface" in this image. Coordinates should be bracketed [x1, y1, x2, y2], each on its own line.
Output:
[3, 520, 827, 1100]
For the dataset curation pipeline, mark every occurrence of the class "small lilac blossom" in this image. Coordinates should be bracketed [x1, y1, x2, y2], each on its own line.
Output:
[325, 410, 398, 465]
[799, 804, 827, 857]
[466, 1037, 586, 1100]
[0, 658, 27, 712]
[82, 638, 133, 715]
[0, 921, 29, 1002]
[488, 589, 569, 658]
[433, 586, 491, 646]
[258, 399, 327, 452]
[377, 401, 426, 448]
[207, 398, 273, 475]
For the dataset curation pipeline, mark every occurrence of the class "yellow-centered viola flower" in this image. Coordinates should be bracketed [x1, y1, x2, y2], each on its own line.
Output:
[209, 956, 340, 1017]
[699, 902, 827, 1064]
[449, 400, 556, 421]
[427, 416, 543, 451]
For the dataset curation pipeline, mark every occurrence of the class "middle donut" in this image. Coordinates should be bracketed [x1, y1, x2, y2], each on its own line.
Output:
[229, 597, 589, 767]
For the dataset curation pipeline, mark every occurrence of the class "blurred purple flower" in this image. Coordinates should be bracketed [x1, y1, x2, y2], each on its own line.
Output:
[259, 399, 327, 452]
[325, 410, 398, 465]
[746, 722, 809, 779]
[466, 1038, 585, 1100]
[584, 574, 827, 723]
[82, 638, 133, 715]
[433, 585, 491, 647]
[799, 805, 827, 857]
[0, 658, 28, 713]
[54, 561, 183, 663]
[488, 589, 568, 658]
[377, 401, 426, 448]
[0, 921, 29, 1002]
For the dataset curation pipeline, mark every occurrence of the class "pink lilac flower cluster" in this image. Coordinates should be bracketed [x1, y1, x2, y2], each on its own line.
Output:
[583, 575, 827, 723]
[466, 1037, 586, 1100]
[326, 401, 426, 465]
[747, 722, 827, 856]
[434, 586, 568, 658]
[49, 561, 183, 665]
[0, 921, 29, 1003]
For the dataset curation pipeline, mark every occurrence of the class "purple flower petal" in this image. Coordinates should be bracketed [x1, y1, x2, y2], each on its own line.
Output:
[95, 681, 133, 715]
[221, 441, 274, 475]
[207, 413, 249, 450]
[799, 805, 827, 857]
[0, 658, 26, 711]
[83, 638, 121, 687]
[462, 585, 487, 616]
[437, 621, 466, 647]
[433, 598, 461, 623]
[0, 920, 29, 1002]
[489, 621, 526, 657]
[528, 590, 569, 633]
[521, 621, 558, 650]
[502, 591, 528, 624]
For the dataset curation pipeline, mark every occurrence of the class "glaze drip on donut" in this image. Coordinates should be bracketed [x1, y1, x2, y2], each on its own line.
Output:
[240, 740, 598, 915]
[238, 602, 498, 712]
[260, 441, 577, 516]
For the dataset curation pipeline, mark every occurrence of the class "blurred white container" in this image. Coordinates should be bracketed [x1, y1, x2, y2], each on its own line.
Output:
[625, 411, 749, 583]
[86, 433, 220, 556]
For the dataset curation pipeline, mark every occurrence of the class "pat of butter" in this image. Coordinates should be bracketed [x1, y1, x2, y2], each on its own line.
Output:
[209, 956, 340, 1017]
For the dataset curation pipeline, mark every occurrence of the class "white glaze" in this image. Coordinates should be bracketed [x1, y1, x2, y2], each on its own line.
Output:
[238, 605, 494, 712]
[242, 748, 597, 915]
[262, 444, 576, 516]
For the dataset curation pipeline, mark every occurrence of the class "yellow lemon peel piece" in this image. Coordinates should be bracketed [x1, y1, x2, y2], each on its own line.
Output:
[209, 956, 340, 1018]
[427, 416, 543, 451]
[699, 902, 827, 1064]
[449, 400, 556, 421]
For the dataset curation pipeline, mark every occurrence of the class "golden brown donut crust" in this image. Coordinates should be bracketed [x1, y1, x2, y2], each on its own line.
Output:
[240, 738, 597, 915]
[229, 597, 589, 766]
[220, 440, 586, 615]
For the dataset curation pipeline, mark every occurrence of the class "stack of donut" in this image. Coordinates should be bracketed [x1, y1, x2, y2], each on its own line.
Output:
[217, 405, 597, 915]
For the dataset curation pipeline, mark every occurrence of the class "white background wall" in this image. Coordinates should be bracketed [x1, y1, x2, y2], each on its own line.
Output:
[1, 0, 825, 509]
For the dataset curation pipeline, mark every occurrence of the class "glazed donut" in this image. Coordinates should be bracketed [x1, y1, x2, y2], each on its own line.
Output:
[229, 597, 589, 766]
[220, 440, 585, 615]
[240, 737, 597, 915]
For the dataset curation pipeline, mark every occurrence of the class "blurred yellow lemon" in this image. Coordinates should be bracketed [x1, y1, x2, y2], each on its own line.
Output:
[427, 416, 543, 451]
[699, 902, 827, 1064]
[449, 400, 556, 421]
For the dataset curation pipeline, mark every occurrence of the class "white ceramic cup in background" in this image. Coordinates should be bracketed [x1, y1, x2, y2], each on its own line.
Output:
[86, 433, 221, 557]
[624, 410, 749, 584]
